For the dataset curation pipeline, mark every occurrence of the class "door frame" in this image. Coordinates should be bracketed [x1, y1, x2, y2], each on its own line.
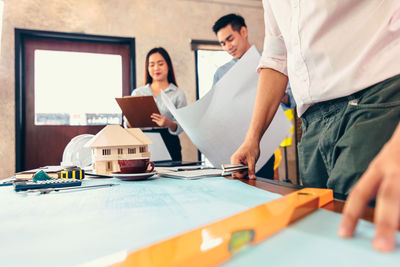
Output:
[191, 39, 223, 161]
[14, 28, 136, 172]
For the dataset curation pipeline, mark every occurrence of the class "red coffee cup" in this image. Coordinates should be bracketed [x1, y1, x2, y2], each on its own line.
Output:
[118, 158, 155, 174]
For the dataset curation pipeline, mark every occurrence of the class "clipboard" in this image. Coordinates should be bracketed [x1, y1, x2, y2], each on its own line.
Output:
[116, 95, 160, 128]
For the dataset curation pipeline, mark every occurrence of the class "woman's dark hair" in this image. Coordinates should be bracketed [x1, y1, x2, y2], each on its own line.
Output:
[212, 13, 246, 34]
[145, 47, 178, 86]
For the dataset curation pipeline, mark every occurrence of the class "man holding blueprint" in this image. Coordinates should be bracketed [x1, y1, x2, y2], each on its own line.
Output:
[211, 13, 275, 179]
[211, 13, 295, 179]
[161, 46, 291, 175]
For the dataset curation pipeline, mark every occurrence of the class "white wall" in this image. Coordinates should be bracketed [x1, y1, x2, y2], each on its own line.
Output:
[0, 0, 266, 177]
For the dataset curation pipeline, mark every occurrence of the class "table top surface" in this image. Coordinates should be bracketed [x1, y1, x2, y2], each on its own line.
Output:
[0, 173, 391, 267]
[231, 177, 375, 223]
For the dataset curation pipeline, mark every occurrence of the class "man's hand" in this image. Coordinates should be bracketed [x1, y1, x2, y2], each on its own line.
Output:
[339, 123, 400, 252]
[230, 68, 288, 180]
[230, 139, 260, 179]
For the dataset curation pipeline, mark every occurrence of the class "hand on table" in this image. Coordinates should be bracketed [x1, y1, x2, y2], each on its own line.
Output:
[339, 124, 400, 252]
[230, 139, 260, 179]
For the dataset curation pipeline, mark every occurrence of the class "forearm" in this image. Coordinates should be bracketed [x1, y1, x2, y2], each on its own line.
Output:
[246, 68, 288, 143]
[167, 121, 178, 132]
[339, 121, 400, 252]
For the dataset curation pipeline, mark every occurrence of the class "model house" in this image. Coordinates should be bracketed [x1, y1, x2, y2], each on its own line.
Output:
[88, 125, 152, 175]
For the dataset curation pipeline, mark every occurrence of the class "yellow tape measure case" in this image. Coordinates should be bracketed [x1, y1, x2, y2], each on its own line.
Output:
[60, 169, 85, 180]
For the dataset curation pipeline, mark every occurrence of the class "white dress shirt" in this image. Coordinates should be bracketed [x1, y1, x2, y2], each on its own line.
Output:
[259, 0, 400, 116]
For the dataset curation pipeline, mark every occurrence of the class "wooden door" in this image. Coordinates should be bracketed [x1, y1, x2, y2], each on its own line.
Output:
[22, 36, 132, 170]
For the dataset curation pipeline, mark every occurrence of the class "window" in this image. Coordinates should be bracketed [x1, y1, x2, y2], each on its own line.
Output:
[106, 161, 112, 171]
[118, 148, 123, 155]
[139, 146, 146, 153]
[102, 149, 111, 156]
[128, 148, 136, 154]
[34, 50, 123, 125]
[196, 50, 232, 98]
[191, 40, 232, 99]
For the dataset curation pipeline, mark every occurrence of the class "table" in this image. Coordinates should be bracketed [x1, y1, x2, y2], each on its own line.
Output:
[0, 176, 282, 266]
[232, 177, 375, 223]
[0, 175, 394, 267]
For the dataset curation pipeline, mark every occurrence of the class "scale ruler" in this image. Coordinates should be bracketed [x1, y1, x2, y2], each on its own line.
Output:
[110, 188, 333, 267]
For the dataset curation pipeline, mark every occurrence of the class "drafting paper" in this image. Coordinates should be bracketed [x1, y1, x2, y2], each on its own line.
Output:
[2, 177, 398, 267]
[161, 46, 291, 170]
[0, 177, 281, 266]
[223, 209, 400, 267]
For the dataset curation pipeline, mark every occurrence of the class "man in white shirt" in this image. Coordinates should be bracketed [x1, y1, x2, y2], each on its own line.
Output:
[231, 1, 400, 251]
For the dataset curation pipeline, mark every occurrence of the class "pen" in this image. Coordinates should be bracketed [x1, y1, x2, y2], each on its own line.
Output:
[176, 167, 210, 171]
[0, 176, 22, 187]
[85, 173, 112, 178]
[0, 181, 13, 187]
[25, 183, 117, 194]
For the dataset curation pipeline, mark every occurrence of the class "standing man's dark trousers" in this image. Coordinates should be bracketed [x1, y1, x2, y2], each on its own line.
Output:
[256, 154, 275, 179]
[298, 75, 400, 195]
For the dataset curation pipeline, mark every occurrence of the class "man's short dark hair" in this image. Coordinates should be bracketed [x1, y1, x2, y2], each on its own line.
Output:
[212, 13, 247, 34]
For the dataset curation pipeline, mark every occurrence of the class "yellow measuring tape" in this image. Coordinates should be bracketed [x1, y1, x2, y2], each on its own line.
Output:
[60, 169, 85, 180]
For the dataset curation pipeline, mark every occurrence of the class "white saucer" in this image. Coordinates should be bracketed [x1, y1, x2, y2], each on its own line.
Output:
[112, 171, 157, 181]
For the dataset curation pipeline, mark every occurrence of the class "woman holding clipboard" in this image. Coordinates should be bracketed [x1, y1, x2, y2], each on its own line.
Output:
[127, 47, 187, 161]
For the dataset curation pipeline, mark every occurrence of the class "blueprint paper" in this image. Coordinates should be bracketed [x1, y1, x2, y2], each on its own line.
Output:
[0, 177, 280, 267]
[161, 46, 291, 170]
[223, 209, 400, 267]
[1, 178, 398, 267]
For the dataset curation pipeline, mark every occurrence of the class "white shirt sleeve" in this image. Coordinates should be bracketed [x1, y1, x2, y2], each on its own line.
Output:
[258, 0, 288, 76]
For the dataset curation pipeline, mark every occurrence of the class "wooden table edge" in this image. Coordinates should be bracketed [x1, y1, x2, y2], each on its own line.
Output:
[228, 176, 374, 223]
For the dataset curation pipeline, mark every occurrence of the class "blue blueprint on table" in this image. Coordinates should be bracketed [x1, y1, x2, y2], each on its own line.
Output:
[1, 176, 399, 266]
[0, 177, 279, 266]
